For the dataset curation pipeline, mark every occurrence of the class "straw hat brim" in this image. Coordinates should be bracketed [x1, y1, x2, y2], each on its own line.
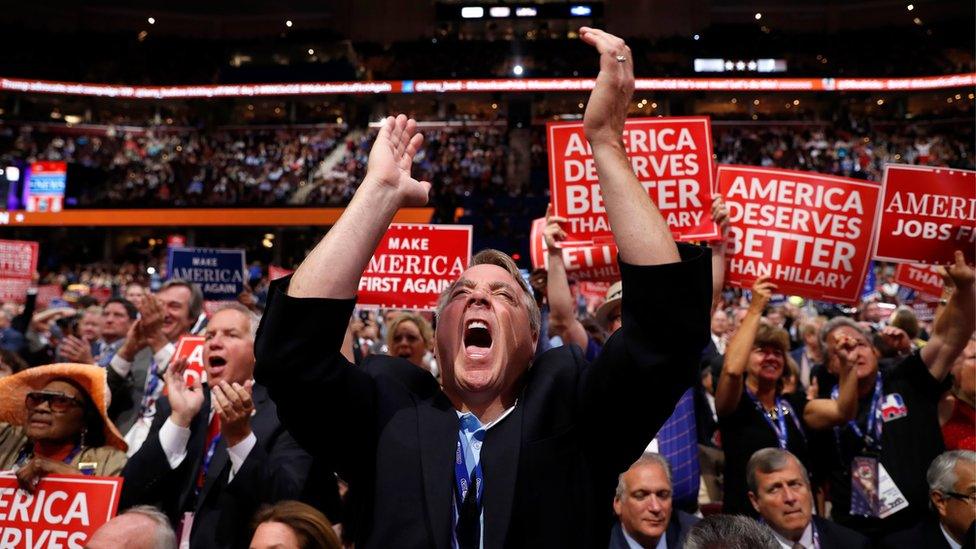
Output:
[0, 363, 128, 452]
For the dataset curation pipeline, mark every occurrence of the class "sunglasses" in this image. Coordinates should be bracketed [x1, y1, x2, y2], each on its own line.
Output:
[25, 391, 84, 413]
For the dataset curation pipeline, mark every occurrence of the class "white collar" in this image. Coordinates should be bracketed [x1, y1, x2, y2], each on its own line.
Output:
[771, 521, 814, 549]
[455, 401, 517, 431]
[940, 523, 962, 549]
[621, 526, 666, 549]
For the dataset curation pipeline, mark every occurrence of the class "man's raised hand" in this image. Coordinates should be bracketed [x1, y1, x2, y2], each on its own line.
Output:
[164, 357, 205, 428]
[580, 27, 634, 147]
[367, 114, 431, 207]
[543, 203, 569, 251]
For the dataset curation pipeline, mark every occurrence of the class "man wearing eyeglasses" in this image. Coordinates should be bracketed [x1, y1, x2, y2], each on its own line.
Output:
[880, 450, 976, 549]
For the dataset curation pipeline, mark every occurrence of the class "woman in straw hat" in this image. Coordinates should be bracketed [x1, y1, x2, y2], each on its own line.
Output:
[0, 363, 127, 491]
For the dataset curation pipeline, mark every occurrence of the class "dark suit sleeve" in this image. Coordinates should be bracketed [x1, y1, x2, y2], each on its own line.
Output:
[119, 401, 192, 512]
[107, 365, 135, 422]
[580, 244, 711, 478]
[226, 427, 313, 507]
[253, 276, 378, 478]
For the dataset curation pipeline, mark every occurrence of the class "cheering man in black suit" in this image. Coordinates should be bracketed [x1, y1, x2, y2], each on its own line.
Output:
[255, 27, 710, 548]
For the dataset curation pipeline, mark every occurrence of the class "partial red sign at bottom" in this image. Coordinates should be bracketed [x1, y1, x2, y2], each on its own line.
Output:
[0, 473, 123, 549]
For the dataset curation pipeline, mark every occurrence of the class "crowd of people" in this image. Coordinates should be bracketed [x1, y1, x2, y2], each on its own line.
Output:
[0, 124, 346, 207]
[0, 28, 973, 549]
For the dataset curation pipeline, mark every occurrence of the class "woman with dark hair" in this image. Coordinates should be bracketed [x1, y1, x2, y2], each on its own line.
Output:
[0, 348, 28, 378]
[251, 500, 342, 549]
[0, 363, 127, 491]
[715, 277, 859, 515]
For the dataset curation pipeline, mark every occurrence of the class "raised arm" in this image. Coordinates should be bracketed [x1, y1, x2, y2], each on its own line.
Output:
[803, 333, 858, 430]
[709, 195, 730, 313]
[921, 251, 976, 380]
[544, 204, 588, 349]
[715, 277, 774, 417]
[288, 115, 431, 298]
[579, 27, 678, 266]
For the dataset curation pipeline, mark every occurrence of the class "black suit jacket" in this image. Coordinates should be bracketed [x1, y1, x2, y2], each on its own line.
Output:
[254, 245, 711, 548]
[120, 384, 332, 549]
[879, 515, 956, 549]
[608, 511, 699, 549]
[812, 516, 870, 549]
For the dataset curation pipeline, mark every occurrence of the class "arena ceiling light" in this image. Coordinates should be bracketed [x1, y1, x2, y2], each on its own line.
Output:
[515, 7, 538, 17]
[512, 64, 525, 76]
[569, 5, 593, 17]
[147, 17, 155, 25]
[460, 6, 485, 19]
[489, 7, 511, 18]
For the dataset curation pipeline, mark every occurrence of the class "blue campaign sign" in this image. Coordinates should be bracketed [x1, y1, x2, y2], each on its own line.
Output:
[167, 247, 247, 300]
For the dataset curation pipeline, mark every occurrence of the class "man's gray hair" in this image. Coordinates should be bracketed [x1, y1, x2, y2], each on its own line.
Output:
[746, 448, 810, 493]
[435, 249, 541, 336]
[684, 514, 779, 549]
[122, 505, 177, 549]
[159, 279, 204, 321]
[818, 316, 871, 359]
[210, 302, 260, 340]
[927, 450, 976, 496]
[615, 452, 672, 499]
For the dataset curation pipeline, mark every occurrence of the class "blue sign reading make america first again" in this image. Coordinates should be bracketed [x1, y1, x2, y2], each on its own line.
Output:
[167, 247, 247, 301]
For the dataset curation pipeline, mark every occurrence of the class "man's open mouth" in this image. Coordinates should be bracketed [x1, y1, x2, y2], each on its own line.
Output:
[464, 319, 493, 357]
[209, 356, 227, 368]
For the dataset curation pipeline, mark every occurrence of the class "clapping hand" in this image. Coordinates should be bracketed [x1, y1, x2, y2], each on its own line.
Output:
[165, 357, 205, 428]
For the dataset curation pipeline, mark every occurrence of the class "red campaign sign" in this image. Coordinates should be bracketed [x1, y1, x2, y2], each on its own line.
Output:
[0, 279, 31, 305]
[269, 265, 294, 281]
[894, 263, 944, 297]
[173, 335, 206, 386]
[911, 295, 940, 322]
[873, 165, 976, 264]
[358, 224, 472, 311]
[717, 165, 882, 304]
[0, 473, 122, 548]
[547, 117, 718, 244]
[36, 284, 63, 308]
[528, 218, 621, 282]
[0, 240, 39, 280]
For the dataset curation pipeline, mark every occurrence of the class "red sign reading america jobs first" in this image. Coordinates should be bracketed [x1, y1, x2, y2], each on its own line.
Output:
[358, 224, 472, 311]
[717, 166, 882, 304]
[873, 165, 976, 265]
[547, 117, 719, 244]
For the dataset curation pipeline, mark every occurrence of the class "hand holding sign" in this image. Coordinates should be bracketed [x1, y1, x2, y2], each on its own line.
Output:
[15, 456, 77, 494]
[165, 357, 205, 428]
[749, 276, 777, 312]
[711, 195, 730, 239]
[367, 114, 431, 208]
[543, 204, 569, 251]
[946, 250, 976, 289]
[213, 380, 255, 447]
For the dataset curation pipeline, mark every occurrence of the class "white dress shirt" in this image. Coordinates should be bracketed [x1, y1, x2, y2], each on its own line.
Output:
[157, 408, 257, 482]
[621, 527, 667, 549]
[113, 343, 176, 456]
[940, 523, 962, 549]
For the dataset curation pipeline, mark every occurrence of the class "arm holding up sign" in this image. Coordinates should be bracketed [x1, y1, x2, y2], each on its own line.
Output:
[544, 204, 589, 350]
[921, 251, 976, 381]
[579, 27, 678, 266]
[716, 277, 774, 417]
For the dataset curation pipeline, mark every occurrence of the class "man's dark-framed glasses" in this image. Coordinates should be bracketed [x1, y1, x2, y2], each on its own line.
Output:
[945, 491, 976, 504]
[25, 391, 84, 412]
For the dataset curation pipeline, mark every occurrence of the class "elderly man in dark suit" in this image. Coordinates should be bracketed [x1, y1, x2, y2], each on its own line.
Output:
[254, 27, 710, 549]
[610, 453, 699, 549]
[748, 448, 869, 549]
[121, 304, 335, 549]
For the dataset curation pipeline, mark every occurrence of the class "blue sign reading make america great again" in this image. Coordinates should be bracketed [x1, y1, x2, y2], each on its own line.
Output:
[167, 247, 247, 300]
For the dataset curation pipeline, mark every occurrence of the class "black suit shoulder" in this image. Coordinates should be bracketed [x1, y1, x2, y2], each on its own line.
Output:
[813, 516, 871, 549]
[878, 516, 951, 549]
